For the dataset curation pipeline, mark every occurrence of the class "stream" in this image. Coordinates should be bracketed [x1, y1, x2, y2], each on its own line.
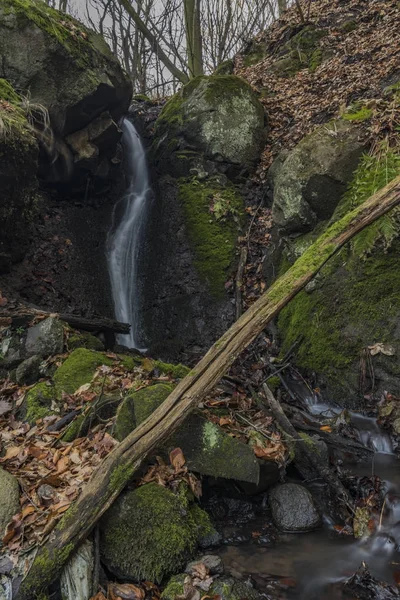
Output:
[107, 118, 150, 349]
[218, 385, 400, 599]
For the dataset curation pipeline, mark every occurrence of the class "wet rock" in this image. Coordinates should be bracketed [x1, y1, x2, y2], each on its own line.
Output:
[115, 388, 259, 484]
[15, 355, 42, 385]
[269, 483, 321, 532]
[25, 317, 64, 358]
[60, 540, 94, 600]
[185, 555, 224, 576]
[0, 467, 19, 538]
[272, 120, 365, 234]
[209, 577, 262, 600]
[0, 334, 24, 369]
[345, 563, 400, 599]
[100, 483, 216, 583]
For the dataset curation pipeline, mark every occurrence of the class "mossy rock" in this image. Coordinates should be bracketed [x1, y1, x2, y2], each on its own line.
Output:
[270, 25, 327, 77]
[209, 577, 262, 600]
[53, 348, 113, 396]
[153, 75, 266, 172]
[177, 177, 244, 298]
[99, 483, 213, 582]
[161, 574, 186, 600]
[0, 0, 132, 136]
[272, 120, 366, 234]
[23, 381, 56, 424]
[68, 332, 104, 351]
[114, 383, 174, 441]
[277, 148, 400, 406]
[152, 360, 190, 379]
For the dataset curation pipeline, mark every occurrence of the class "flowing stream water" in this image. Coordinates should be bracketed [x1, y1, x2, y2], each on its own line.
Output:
[220, 385, 400, 599]
[107, 119, 150, 349]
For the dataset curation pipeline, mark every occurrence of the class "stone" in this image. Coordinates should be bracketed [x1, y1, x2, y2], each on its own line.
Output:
[185, 555, 223, 576]
[53, 348, 113, 396]
[0, 467, 20, 538]
[153, 75, 266, 175]
[114, 387, 259, 484]
[99, 483, 216, 583]
[209, 577, 262, 600]
[15, 355, 42, 385]
[272, 120, 365, 234]
[269, 483, 321, 532]
[25, 317, 64, 358]
[0, 333, 24, 369]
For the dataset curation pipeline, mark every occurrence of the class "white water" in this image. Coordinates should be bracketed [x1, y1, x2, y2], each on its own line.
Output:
[107, 119, 150, 348]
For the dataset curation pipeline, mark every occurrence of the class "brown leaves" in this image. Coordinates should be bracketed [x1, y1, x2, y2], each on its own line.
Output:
[108, 583, 145, 600]
[169, 447, 185, 471]
[141, 450, 202, 498]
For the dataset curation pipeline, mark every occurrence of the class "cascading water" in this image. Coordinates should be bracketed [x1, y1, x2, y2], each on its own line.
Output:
[107, 119, 150, 349]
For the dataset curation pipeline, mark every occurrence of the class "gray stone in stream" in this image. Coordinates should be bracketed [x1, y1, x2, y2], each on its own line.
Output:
[185, 555, 224, 576]
[210, 577, 262, 600]
[114, 385, 260, 485]
[0, 468, 19, 538]
[269, 483, 321, 532]
[15, 355, 42, 385]
[25, 318, 64, 358]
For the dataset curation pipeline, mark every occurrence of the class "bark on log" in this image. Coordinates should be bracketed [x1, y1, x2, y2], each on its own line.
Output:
[16, 175, 400, 599]
[262, 383, 354, 518]
[0, 307, 130, 334]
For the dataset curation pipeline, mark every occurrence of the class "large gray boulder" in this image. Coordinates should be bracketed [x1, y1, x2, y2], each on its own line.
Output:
[114, 384, 260, 484]
[272, 120, 365, 234]
[269, 483, 321, 532]
[153, 75, 266, 175]
[25, 317, 64, 358]
[0, 468, 20, 539]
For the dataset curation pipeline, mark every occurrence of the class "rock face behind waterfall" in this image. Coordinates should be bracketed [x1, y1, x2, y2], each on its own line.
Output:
[142, 76, 267, 358]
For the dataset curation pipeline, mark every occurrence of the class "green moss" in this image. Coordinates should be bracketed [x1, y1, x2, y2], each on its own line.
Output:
[24, 381, 56, 424]
[0, 78, 21, 103]
[53, 348, 113, 396]
[214, 59, 234, 75]
[342, 104, 373, 122]
[22, 543, 74, 597]
[118, 354, 142, 370]
[133, 94, 151, 102]
[153, 360, 190, 378]
[61, 414, 85, 442]
[178, 177, 243, 297]
[339, 20, 357, 33]
[189, 502, 216, 539]
[100, 483, 198, 582]
[266, 376, 281, 392]
[108, 463, 136, 493]
[3, 0, 97, 67]
[161, 574, 186, 600]
[68, 332, 104, 351]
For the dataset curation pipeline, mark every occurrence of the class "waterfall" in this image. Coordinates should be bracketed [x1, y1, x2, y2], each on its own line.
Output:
[107, 119, 150, 349]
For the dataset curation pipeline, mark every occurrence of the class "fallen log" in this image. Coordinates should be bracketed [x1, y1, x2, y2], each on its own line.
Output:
[262, 383, 354, 519]
[0, 307, 130, 334]
[16, 175, 400, 599]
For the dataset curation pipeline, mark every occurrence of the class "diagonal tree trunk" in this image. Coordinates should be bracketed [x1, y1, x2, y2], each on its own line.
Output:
[16, 175, 400, 600]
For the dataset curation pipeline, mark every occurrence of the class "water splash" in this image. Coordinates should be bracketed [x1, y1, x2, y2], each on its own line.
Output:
[107, 119, 150, 349]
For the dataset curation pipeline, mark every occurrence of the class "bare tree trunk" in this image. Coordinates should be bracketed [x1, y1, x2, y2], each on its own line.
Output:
[277, 0, 287, 16]
[116, 0, 189, 84]
[15, 175, 400, 600]
[184, 0, 204, 77]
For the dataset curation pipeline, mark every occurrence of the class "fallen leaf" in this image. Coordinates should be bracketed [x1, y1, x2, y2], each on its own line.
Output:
[368, 343, 395, 356]
[169, 447, 186, 471]
[109, 583, 145, 600]
[0, 400, 12, 416]
[320, 425, 332, 432]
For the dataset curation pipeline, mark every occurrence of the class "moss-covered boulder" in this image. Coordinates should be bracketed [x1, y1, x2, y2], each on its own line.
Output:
[0, 78, 39, 270]
[153, 75, 266, 176]
[115, 385, 259, 484]
[53, 348, 113, 396]
[23, 381, 56, 424]
[0, 467, 20, 538]
[272, 120, 366, 234]
[99, 483, 216, 582]
[277, 148, 400, 406]
[67, 331, 104, 352]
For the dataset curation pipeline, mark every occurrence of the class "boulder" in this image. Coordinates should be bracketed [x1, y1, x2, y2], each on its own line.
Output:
[161, 575, 262, 600]
[0, 467, 20, 538]
[99, 483, 217, 582]
[25, 317, 64, 358]
[0, 0, 132, 185]
[269, 483, 321, 532]
[272, 120, 365, 234]
[114, 385, 260, 484]
[0, 79, 39, 268]
[53, 348, 113, 395]
[153, 75, 266, 176]
[15, 355, 42, 385]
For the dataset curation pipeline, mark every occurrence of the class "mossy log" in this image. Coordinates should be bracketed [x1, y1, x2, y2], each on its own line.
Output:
[16, 175, 400, 599]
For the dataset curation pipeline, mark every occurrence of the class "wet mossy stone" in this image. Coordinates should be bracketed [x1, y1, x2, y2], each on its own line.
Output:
[23, 381, 56, 424]
[177, 177, 244, 298]
[99, 483, 213, 582]
[209, 577, 262, 600]
[0, 0, 132, 136]
[272, 120, 366, 234]
[68, 331, 104, 351]
[153, 75, 266, 171]
[114, 383, 174, 441]
[161, 574, 186, 600]
[53, 348, 113, 396]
